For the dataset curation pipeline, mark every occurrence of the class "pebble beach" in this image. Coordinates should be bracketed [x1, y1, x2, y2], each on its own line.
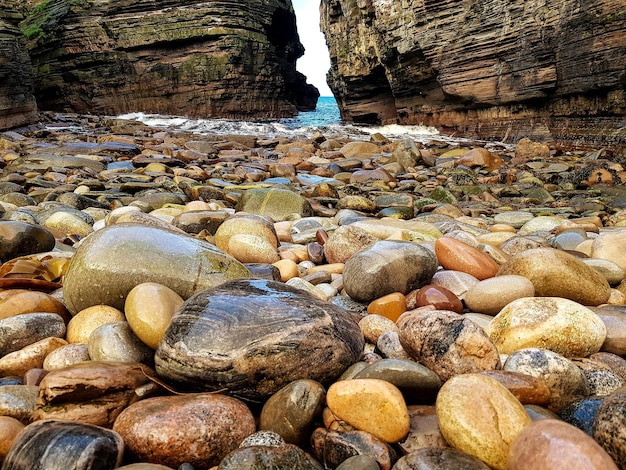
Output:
[0, 112, 626, 469]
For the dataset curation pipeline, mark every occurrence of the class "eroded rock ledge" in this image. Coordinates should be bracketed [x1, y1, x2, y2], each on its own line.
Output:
[18, 0, 318, 119]
[0, 1, 37, 129]
[321, 0, 626, 147]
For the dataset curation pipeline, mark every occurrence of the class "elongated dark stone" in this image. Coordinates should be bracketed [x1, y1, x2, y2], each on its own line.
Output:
[2, 419, 123, 470]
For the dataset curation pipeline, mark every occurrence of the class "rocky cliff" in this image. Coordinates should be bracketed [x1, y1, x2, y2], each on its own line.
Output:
[0, 1, 37, 129]
[321, 0, 626, 147]
[19, 0, 318, 119]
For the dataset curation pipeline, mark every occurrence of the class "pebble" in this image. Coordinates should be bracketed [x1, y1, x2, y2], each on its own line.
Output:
[42, 343, 90, 370]
[326, 378, 410, 443]
[509, 419, 618, 469]
[0, 313, 66, 357]
[464, 275, 535, 315]
[124, 282, 184, 349]
[488, 297, 607, 357]
[0, 221, 55, 262]
[323, 225, 377, 264]
[236, 187, 312, 221]
[155, 279, 364, 400]
[359, 314, 398, 344]
[497, 247, 611, 305]
[367, 292, 407, 322]
[592, 391, 626, 467]
[343, 240, 438, 302]
[397, 405, 448, 453]
[66, 304, 126, 344]
[398, 310, 501, 382]
[591, 231, 626, 271]
[435, 373, 531, 470]
[0, 337, 67, 377]
[113, 393, 255, 469]
[503, 348, 590, 412]
[2, 419, 124, 470]
[0, 416, 25, 461]
[430, 270, 479, 300]
[0, 290, 69, 322]
[411, 284, 463, 313]
[0, 385, 39, 423]
[434, 236, 499, 280]
[393, 447, 490, 470]
[88, 321, 153, 363]
[219, 443, 322, 469]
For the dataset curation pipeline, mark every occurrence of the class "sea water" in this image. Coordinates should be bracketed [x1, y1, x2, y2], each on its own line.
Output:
[117, 96, 461, 145]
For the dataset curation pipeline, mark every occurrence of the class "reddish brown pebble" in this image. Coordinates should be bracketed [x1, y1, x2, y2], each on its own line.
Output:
[413, 284, 463, 313]
[480, 370, 551, 406]
[435, 237, 499, 280]
[509, 419, 618, 469]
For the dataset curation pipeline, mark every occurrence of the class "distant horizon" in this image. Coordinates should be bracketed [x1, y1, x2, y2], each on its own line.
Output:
[292, 0, 334, 97]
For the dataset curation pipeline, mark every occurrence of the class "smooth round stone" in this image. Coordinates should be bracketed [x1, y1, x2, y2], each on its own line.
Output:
[272, 259, 300, 281]
[113, 393, 255, 469]
[464, 275, 535, 315]
[326, 378, 410, 442]
[576, 359, 625, 396]
[480, 370, 550, 406]
[236, 187, 313, 221]
[430, 270, 479, 300]
[310, 428, 396, 470]
[0, 416, 25, 462]
[434, 237, 499, 280]
[353, 359, 441, 405]
[591, 231, 626, 271]
[335, 454, 380, 470]
[2, 419, 123, 470]
[376, 330, 412, 360]
[0, 221, 56, 263]
[66, 305, 126, 344]
[558, 397, 603, 435]
[43, 343, 90, 370]
[509, 419, 618, 470]
[0, 313, 66, 357]
[88, 321, 153, 363]
[155, 279, 364, 400]
[589, 352, 626, 381]
[33, 362, 156, 426]
[0, 385, 38, 423]
[62, 223, 250, 314]
[349, 219, 442, 242]
[219, 443, 322, 470]
[228, 233, 280, 263]
[240, 430, 285, 447]
[412, 284, 463, 313]
[0, 290, 69, 322]
[214, 214, 278, 252]
[493, 211, 534, 228]
[124, 282, 184, 349]
[497, 248, 611, 306]
[359, 314, 399, 344]
[367, 293, 407, 322]
[172, 210, 228, 235]
[343, 240, 438, 302]
[259, 379, 326, 447]
[582, 258, 624, 286]
[553, 229, 587, 251]
[43, 211, 94, 238]
[397, 405, 448, 453]
[436, 374, 531, 470]
[393, 447, 490, 470]
[398, 310, 501, 382]
[0, 337, 67, 377]
[519, 215, 565, 234]
[337, 195, 376, 212]
[488, 297, 607, 357]
[593, 307, 626, 355]
[503, 348, 590, 412]
[592, 391, 626, 467]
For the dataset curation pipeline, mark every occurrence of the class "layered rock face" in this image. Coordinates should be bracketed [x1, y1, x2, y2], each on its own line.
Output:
[321, 0, 626, 146]
[0, 1, 37, 129]
[20, 0, 318, 118]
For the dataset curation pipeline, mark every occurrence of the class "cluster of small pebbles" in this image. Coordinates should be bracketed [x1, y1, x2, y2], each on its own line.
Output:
[1, 114, 626, 469]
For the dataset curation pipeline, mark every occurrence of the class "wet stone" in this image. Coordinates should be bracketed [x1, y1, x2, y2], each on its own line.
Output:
[392, 447, 490, 470]
[0, 385, 38, 423]
[66, 305, 126, 344]
[558, 397, 603, 435]
[0, 221, 56, 262]
[0, 313, 66, 357]
[397, 405, 448, 454]
[0, 416, 25, 462]
[592, 391, 626, 467]
[218, 444, 322, 470]
[155, 279, 364, 401]
[88, 321, 153, 363]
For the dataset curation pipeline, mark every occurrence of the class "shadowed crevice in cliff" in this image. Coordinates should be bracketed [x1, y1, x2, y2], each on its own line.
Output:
[17, 0, 319, 119]
[320, 0, 626, 148]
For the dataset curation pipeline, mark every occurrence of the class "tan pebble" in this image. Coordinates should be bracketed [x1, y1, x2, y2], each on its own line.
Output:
[431, 270, 479, 300]
[43, 211, 94, 238]
[488, 297, 606, 357]
[125, 283, 184, 349]
[184, 201, 212, 212]
[227, 233, 280, 264]
[575, 239, 594, 257]
[43, 343, 90, 370]
[0, 291, 69, 322]
[0, 337, 67, 377]
[326, 378, 410, 443]
[436, 373, 531, 470]
[476, 231, 516, 247]
[272, 259, 300, 282]
[464, 275, 535, 315]
[307, 263, 344, 274]
[509, 419, 617, 470]
[367, 292, 407, 322]
[591, 231, 626, 271]
[0, 416, 25, 461]
[359, 314, 399, 344]
[398, 405, 448, 454]
[66, 305, 126, 344]
[490, 224, 516, 233]
[214, 215, 278, 252]
[608, 289, 626, 305]
[497, 248, 611, 306]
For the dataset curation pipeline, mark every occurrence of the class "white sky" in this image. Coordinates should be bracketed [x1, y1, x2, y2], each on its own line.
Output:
[292, 0, 333, 96]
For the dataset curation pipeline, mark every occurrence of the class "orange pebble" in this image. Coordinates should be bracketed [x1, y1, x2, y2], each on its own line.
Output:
[490, 224, 516, 233]
[307, 263, 345, 275]
[435, 237, 499, 280]
[367, 292, 407, 322]
[272, 259, 299, 282]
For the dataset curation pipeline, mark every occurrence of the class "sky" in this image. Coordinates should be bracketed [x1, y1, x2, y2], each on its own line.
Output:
[292, 0, 333, 96]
